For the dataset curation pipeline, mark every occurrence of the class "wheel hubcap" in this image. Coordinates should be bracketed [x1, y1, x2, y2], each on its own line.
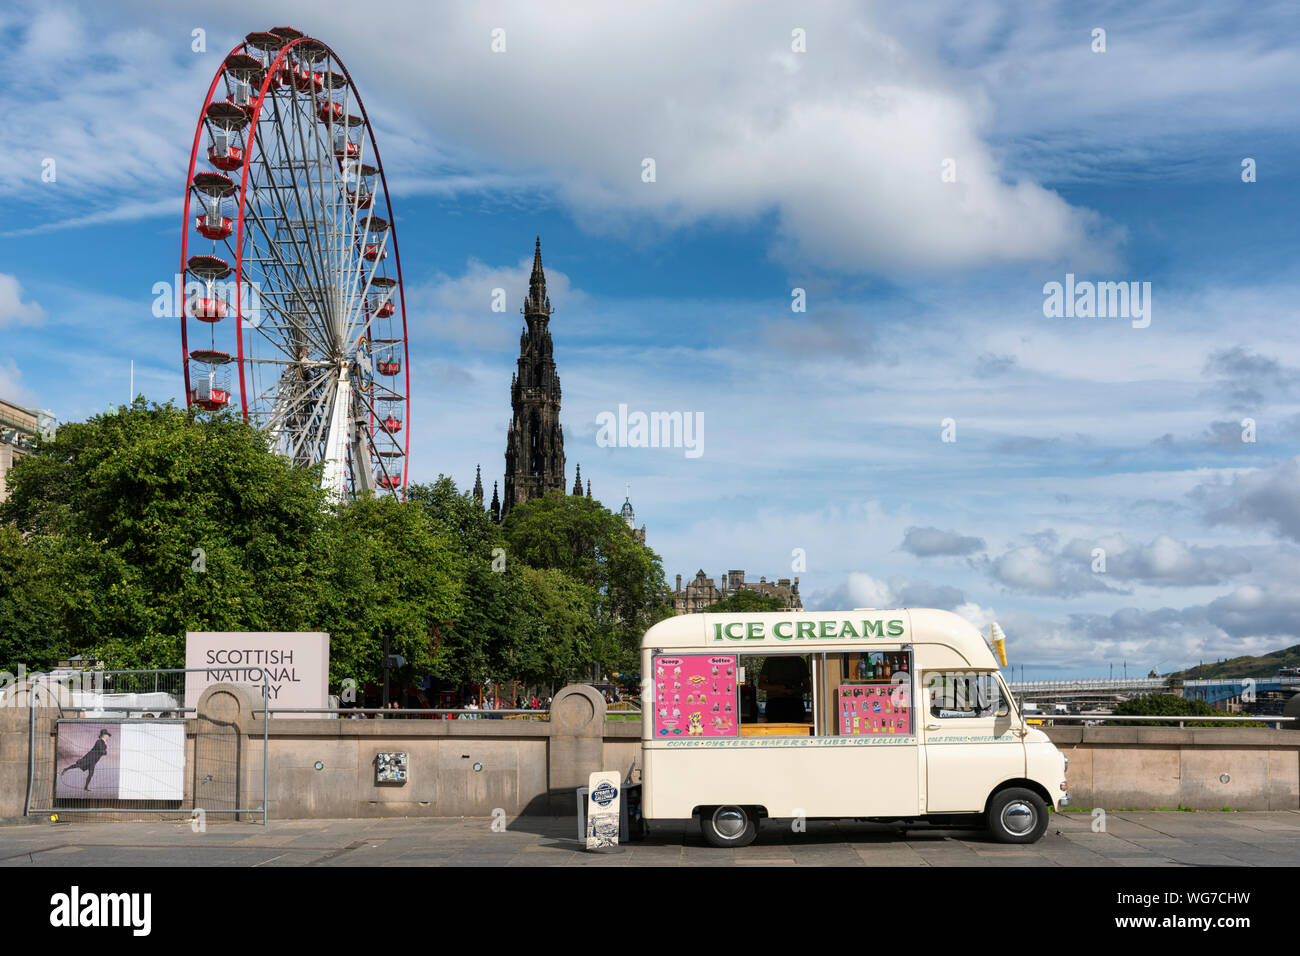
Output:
[713, 807, 746, 839]
[1002, 801, 1035, 835]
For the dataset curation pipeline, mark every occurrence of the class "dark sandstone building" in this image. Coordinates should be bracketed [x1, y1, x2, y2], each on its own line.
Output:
[672, 569, 802, 614]
[502, 238, 565, 520]
[471, 239, 646, 543]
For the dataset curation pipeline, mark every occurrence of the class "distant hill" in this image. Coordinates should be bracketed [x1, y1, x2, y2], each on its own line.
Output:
[1167, 645, 1300, 680]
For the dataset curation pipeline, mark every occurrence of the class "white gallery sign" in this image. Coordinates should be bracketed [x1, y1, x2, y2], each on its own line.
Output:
[185, 632, 330, 718]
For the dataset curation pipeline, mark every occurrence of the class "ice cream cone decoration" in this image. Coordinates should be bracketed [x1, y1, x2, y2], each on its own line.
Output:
[990, 622, 1008, 667]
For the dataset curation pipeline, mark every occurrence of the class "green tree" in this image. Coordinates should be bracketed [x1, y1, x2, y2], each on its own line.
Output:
[1114, 693, 1263, 727]
[0, 400, 327, 668]
[407, 477, 524, 687]
[0, 526, 66, 673]
[502, 490, 672, 675]
[515, 565, 600, 687]
[307, 495, 464, 690]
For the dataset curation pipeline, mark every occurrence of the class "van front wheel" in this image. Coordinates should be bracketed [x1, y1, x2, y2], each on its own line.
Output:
[986, 789, 1048, 844]
[700, 805, 757, 848]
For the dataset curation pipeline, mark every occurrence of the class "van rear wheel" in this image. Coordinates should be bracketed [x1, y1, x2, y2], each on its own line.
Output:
[986, 788, 1048, 844]
[700, 805, 757, 848]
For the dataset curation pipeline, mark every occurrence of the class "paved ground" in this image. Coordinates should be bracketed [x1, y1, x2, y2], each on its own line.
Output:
[1, 811, 1297, 866]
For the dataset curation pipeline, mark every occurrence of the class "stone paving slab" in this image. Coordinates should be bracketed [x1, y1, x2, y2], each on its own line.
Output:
[0, 811, 1297, 866]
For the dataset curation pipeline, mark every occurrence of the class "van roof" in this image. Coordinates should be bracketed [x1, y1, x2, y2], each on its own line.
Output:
[642, 608, 997, 667]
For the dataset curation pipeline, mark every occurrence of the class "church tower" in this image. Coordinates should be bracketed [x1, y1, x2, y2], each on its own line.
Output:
[503, 238, 565, 518]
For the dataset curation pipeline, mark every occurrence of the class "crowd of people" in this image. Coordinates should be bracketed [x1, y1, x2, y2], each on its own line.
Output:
[455, 694, 550, 719]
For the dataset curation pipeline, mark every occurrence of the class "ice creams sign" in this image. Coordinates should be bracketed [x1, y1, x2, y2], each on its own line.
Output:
[712, 618, 906, 642]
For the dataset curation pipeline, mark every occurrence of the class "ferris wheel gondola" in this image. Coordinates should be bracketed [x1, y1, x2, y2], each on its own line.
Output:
[180, 27, 411, 501]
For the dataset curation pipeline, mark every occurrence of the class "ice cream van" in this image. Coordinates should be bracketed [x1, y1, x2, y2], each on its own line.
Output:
[638, 608, 1069, 847]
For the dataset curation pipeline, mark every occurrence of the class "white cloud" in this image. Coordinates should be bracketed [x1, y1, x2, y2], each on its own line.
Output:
[408, 253, 583, 350]
[3, 1, 1117, 273]
[0, 274, 45, 328]
[0, 358, 37, 407]
[900, 526, 986, 557]
[375, 2, 1115, 272]
[1196, 457, 1300, 543]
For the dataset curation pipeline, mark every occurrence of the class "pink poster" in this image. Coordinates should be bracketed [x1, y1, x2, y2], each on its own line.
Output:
[652, 655, 737, 738]
[838, 683, 912, 736]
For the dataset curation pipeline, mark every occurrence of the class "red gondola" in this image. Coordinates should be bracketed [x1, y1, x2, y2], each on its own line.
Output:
[377, 359, 400, 375]
[190, 385, 230, 410]
[381, 416, 401, 434]
[188, 298, 227, 322]
[189, 349, 231, 365]
[192, 172, 237, 241]
[196, 214, 233, 240]
[207, 142, 244, 172]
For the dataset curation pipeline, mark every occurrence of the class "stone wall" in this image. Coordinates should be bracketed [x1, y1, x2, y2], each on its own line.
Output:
[1044, 726, 1300, 811]
[5, 697, 1297, 821]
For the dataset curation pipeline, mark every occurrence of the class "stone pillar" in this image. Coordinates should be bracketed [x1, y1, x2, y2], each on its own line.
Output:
[545, 683, 606, 813]
[195, 683, 263, 821]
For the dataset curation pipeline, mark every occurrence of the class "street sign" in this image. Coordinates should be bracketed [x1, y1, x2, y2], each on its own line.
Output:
[585, 770, 621, 851]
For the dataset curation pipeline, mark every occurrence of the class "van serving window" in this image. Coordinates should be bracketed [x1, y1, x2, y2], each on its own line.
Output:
[819, 650, 913, 736]
[926, 672, 1006, 718]
[735, 654, 813, 736]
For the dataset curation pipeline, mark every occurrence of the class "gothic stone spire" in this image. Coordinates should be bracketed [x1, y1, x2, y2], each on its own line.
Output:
[503, 237, 564, 517]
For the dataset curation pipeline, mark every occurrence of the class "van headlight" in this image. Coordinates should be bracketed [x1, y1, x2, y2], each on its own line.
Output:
[1063, 754, 1069, 773]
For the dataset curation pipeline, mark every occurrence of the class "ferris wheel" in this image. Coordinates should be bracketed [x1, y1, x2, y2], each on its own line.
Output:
[180, 26, 410, 501]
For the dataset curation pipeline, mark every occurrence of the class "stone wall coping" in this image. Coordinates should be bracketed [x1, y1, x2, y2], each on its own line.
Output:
[199, 716, 645, 740]
[1045, 726, 1300, 746]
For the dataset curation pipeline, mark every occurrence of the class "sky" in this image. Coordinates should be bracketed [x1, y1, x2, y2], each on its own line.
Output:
[1, 1, 1298, 678]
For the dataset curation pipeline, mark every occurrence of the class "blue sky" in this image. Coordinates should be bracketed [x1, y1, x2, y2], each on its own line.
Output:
[2, 1, 1299, 678]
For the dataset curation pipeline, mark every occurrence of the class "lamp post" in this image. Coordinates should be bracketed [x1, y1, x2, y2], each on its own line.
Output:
[382, 634, 390, 710]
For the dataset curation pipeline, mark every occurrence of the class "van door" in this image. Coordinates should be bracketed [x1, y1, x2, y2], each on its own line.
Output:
[921, 671, 1025, 813]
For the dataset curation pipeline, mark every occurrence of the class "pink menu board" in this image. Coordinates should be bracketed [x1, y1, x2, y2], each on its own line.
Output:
[838, 683, 912, 736]
[652, 655, 737, 738]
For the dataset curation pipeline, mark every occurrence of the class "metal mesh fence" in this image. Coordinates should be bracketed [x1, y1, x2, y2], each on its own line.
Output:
[23, 668, 268, 823]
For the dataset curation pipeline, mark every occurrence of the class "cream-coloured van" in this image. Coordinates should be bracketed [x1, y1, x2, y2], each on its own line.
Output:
[639, 608, 1068, 847]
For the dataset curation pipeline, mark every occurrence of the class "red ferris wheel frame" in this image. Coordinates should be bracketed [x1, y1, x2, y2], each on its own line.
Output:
[179, 33, 411, 498]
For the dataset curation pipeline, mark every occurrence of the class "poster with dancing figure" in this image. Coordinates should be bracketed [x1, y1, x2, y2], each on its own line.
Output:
[56, 721, 185, 800]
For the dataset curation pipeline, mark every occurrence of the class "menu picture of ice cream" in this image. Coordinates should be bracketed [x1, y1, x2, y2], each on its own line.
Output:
[838, 683, 911, 736]
[653, 655, 737, 738]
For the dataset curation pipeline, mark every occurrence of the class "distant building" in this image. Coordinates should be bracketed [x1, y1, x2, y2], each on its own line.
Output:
[471, 238, 647, 545]
[619, 485, 646, 546]
[0, 397, 55, 504]
[672, 569, 801, 614]
[502, 238, 566, 519]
